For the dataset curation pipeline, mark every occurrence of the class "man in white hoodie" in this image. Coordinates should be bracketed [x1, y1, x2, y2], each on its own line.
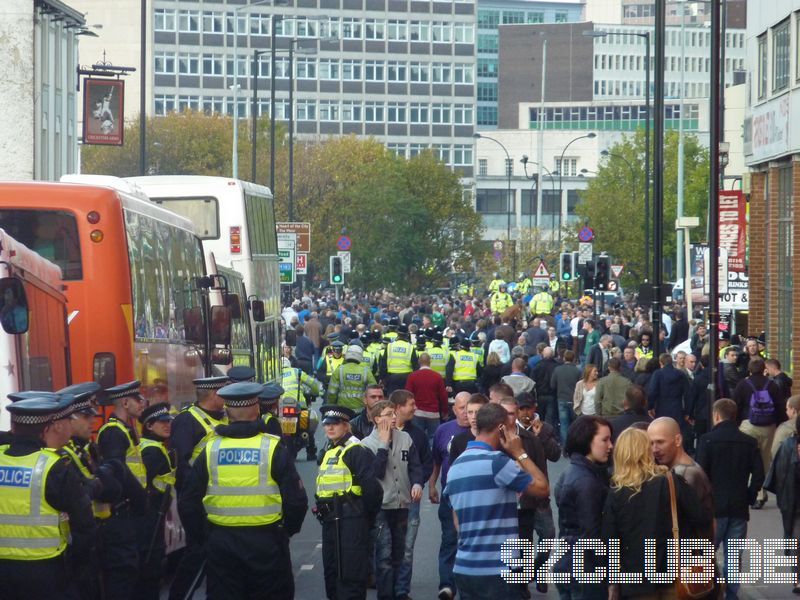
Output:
[360, 400, 425, 600]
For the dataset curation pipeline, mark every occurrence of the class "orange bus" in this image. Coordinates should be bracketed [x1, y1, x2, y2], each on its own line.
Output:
[0, 182, 221, 406]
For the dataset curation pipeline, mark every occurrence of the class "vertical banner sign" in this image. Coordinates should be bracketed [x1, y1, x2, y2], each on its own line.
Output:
[690, 244, 709, 305]
[82, 79, 124, 146]
[718, 191, 746, 273]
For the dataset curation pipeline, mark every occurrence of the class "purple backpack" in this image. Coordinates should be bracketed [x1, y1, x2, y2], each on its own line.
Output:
[746, 379, 775, 426]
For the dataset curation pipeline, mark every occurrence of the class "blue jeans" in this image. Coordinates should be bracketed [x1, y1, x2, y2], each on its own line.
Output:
[540, 395, 558, 431]
[555, 582, 607, 600]
[519, 506, 557, 575]
[715, 517, 748, 600]
[373, 508, 408, 600]
[395, 501, 420, 597]
[413, 416, 440, 448]
[454, 573, 516, 599]
[438, 496, 458, 592]
[558, 401, 576, 446]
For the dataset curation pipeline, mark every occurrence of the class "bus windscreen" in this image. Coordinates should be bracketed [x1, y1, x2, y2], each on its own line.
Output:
[151, 196, 220, 240]
[0, 209, 82, 279]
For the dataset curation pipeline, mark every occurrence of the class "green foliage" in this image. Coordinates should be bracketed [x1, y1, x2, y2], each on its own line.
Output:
[574, 129, 709, 288]
[81, 113, 482, 293]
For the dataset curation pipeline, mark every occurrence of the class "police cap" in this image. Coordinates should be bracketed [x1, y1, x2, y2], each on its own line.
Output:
[6, 396, 76, 425]
[193, 376, 229, 390]
[139, 402, 174, 426]
[217, 382, 263, 408]
[460, 338, 472, 350]
[258, 383, 285, 405]
[57, 382, 102, 397]
[227, 366, 256, 383]
[330, 340, 345, 349]
[320, 404, 356, 424]
[7, 391, 60, 403]
[63, 391, 100, 417]
[397, 324, 409, 335]
[100, 380, 144, 406]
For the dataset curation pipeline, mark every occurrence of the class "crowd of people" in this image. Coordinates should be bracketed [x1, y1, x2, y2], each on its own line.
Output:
[0, 279, 794, 600]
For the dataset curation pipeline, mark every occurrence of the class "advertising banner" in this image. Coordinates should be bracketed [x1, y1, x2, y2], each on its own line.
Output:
[718, 191, 747, 273]
[82, 79, 124, 146]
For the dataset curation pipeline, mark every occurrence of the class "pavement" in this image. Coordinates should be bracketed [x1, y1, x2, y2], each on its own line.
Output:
[163, 425, 797, 599]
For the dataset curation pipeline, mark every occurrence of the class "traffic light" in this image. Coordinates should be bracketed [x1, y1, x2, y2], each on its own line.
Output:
[584, 259, 596, 291]
[560, 252, 575, 281]
[595, 255, 610, 290]
[329, 255, 344, 285]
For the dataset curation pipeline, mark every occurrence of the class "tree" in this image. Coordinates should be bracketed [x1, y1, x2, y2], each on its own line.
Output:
[574, 129, 709, 289]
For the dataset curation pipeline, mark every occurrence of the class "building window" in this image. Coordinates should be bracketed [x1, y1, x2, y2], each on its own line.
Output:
[178, 10, 200, 32]
[410, 62, 429, 82]
[478, 158, 488, 175]
[476, 189, 511, 213]
[364, 101, 384, 122]
[410, 103, 429, 123]
[432, 22, 452, 43]
[319, 100, 340, 121]
[296, 58, 316, 79]
[431, 63, 452, 83]
[477, 58, 498, 78]
[320, 59, 340, 80]
[388, 20, 408, 41]
[202, 97, 225, 115]
[204, 11, 225, 34]
[388, 143, 407, 158]
[342, 60, 362, 81]
[454, 64, 474, 84]
[178, 96, 201, 112]
[454, 24, 474, 44]
[155, 9, 176, 32]
[296, 100, 316, 120]
[555, 158, 577, 177]
[773, 19, 790, 92]
[155, 94, 176, 115]
[453, 104, 473, 125]
[365, 19, 385, 40]
[342, 17, 362, 39]
[502, 10, 524, 24]
[431, 103, 451, 124]
[477, 10, 499, 28]
[477, 34, 498, 54]
[388, 61, 407, 82]
[410, 21, 430, 42]
[776, 166, 793, 370]
[527, 12, 544, 24]
[295, 18, 319, 38]
[477, 105, 497, 126]
[155, 52, 176, 75]
[409, 144, 426, 157]
[248, 14, 269, 36]
[387, 102, 407, 122]
[202, 54, 223, 76]
[365, 60, 385, 81]
[757, 34, 767, 99]
[477, 82, 497, 101]
[178, 53, 200, 75]
[555, 12, 568, 23]
[342, 101, 362, 121]
[453, 145, 472, 166]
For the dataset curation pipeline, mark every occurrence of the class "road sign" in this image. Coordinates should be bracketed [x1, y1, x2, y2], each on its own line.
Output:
[337, 251, 351, 273]
[578, 242, 593, 264]
[493, 240, 503, 251]
[276, 222, 311, 253]
[277, 239, 296, 285]
[336, 235, 352, 251]
[611, 264, 624, 279]
[607, 280, 619, 292]
[532, 261, 550, 287]
[578, 226, 595, 243]
[296, 252, 307, 275]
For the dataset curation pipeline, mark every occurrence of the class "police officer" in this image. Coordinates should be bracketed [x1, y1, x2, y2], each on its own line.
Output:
[517, 272, 532, 296]
[327, 345, 377, 411]
[259, 383, 285, 437]
[0, 396, 97, 600]
[136, 402, 176, 600]
[178, 382, 308, 600]
[446, 338, 481, 395]
[315, 405, 382, 600]
[487, 272, 506, 294]
[548, 273, 561, 297]
[530, 285, 555, 320]
[384, 316, 400, 343]
[168, 375, 229, 600]
[380, 324, 418, 396]
[282, 357, 324, 461]
[317, 340, 346, 385]
[228, 365, 256, 383]
[427, 330, 450, 379]
[365, 330, 384, 376]
[490, 282, 514, 315]
[96, 381, 148, 600]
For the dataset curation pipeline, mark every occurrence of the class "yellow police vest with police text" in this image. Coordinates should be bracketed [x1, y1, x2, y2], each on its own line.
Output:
[185, 405, 228, 465]
[531, 292, 554, 315]
[316, 438, 363, 499]
[386, 340, 414, 374]
[0, 447, 69, 560]
[428, 346, 449, 377]
[203, 434, 282, 527]
[453, 350, 478, 381]
[139, 438, 176, 493]
[61, 440, 111, 519]
[97, 419, 147, 488]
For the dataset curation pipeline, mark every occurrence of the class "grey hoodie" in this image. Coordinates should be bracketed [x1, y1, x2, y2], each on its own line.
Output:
[360, 428, 424, 509]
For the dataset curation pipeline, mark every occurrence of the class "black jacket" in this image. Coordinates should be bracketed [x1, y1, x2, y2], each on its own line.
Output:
[601, 473, 711, 598]
[646, 364, 688, 422]
[686, 366, 711, 424]
[732, 374, 784, 425]
[608, 409, 653, 443]
[667, 319, 689, 350]
[696, 420, 764, 519]
[532, 357, 559, 398]
[764, 434, 800, 537]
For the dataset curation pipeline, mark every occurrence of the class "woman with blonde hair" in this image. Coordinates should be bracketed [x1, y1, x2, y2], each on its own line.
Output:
[601, 428, 711, 599]
[573, 364, 599, 416]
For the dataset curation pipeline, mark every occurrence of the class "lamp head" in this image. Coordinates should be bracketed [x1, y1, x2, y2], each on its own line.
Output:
[520, 155, 529, 165]
[586, 133, 597, 139]
[472, 133, 481, 139]
[600, 149, 609, 157]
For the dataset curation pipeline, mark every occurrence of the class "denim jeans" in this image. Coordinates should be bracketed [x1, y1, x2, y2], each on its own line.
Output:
[519, 505, 557, 575]
[715, 517, 748, 600]
[395, 501, 420, 597]
[438, 495, 459, 593]
[412, 416, 440, 448]
[557, 401, 576, 446]
[373, 508, 408, 600]
[454, 573, 516, 600]
[540, 395, 558, 431]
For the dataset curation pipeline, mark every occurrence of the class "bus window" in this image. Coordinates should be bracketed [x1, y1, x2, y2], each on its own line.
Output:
[0, 279, 28, 334]
[0, 210, 82, 279]
[243, 193, 277, 256]
[151, 197, 220, 240]
[29, 357, 53, 390]
[93, 353, 116, 388]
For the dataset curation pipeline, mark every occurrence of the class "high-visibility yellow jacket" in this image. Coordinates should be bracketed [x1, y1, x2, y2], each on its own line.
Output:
[530, 291, 554, 315]
[316, 437, 363, 499]
[97, 418, 146, 488]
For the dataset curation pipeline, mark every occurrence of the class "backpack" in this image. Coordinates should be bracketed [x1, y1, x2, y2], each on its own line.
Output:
[746, 379, 775, 426]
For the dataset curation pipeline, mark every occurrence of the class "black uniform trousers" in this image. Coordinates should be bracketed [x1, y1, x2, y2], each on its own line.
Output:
[383, 373, 410, 397]
[205, 523, 293, 600]
[321, 498, 371, 600]
[98, 511, 139, 600]
[167, 538, 205, 600]
[133, 501, 166, 600]
[0, 556, 78, 600]
[452, 381, 478, 395]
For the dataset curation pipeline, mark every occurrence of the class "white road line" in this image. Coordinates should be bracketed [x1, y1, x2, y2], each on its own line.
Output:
[315, 543, 323, 549]
[300, 564, 315, 571]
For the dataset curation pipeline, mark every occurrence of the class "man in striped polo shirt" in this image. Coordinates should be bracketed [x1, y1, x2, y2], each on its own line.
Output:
[443, 403, 549, 599]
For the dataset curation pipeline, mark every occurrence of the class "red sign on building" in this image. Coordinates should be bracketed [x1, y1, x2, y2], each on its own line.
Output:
[718, 191, 746, 273]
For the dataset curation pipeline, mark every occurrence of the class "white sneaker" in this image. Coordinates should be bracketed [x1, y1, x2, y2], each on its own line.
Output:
[438, 587, 455, 600]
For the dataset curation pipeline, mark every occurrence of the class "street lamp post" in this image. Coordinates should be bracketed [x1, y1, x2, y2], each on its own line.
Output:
[585, 29, 651, 281]
[555, 132, 596, 250]
[475, 133, 515, 279]
[521, 156, 555, 229]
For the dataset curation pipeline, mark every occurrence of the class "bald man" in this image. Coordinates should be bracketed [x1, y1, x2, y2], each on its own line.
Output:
[648, 417, 713, 540]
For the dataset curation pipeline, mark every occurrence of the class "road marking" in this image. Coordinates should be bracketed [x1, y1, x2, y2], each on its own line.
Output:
[300, 564, 314, 571]
[315, 543, 322, 549]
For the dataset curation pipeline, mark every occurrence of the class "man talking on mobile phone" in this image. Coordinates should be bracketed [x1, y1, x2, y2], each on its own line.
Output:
[443, 403, 549, 599]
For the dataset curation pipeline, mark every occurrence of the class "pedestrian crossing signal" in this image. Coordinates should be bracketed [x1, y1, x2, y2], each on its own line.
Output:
[560, 252, 575, 281]
[330, 255, 344, 285]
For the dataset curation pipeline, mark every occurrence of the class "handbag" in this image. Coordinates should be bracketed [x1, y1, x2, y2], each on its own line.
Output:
[666, 472, 715, 600]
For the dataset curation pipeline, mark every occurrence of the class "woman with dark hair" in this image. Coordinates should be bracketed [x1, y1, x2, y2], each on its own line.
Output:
[480, 351, 505, 393]
[601, 428, 711, 599]
[553, 415, 613, 600]
[633, 357, 660, 389]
